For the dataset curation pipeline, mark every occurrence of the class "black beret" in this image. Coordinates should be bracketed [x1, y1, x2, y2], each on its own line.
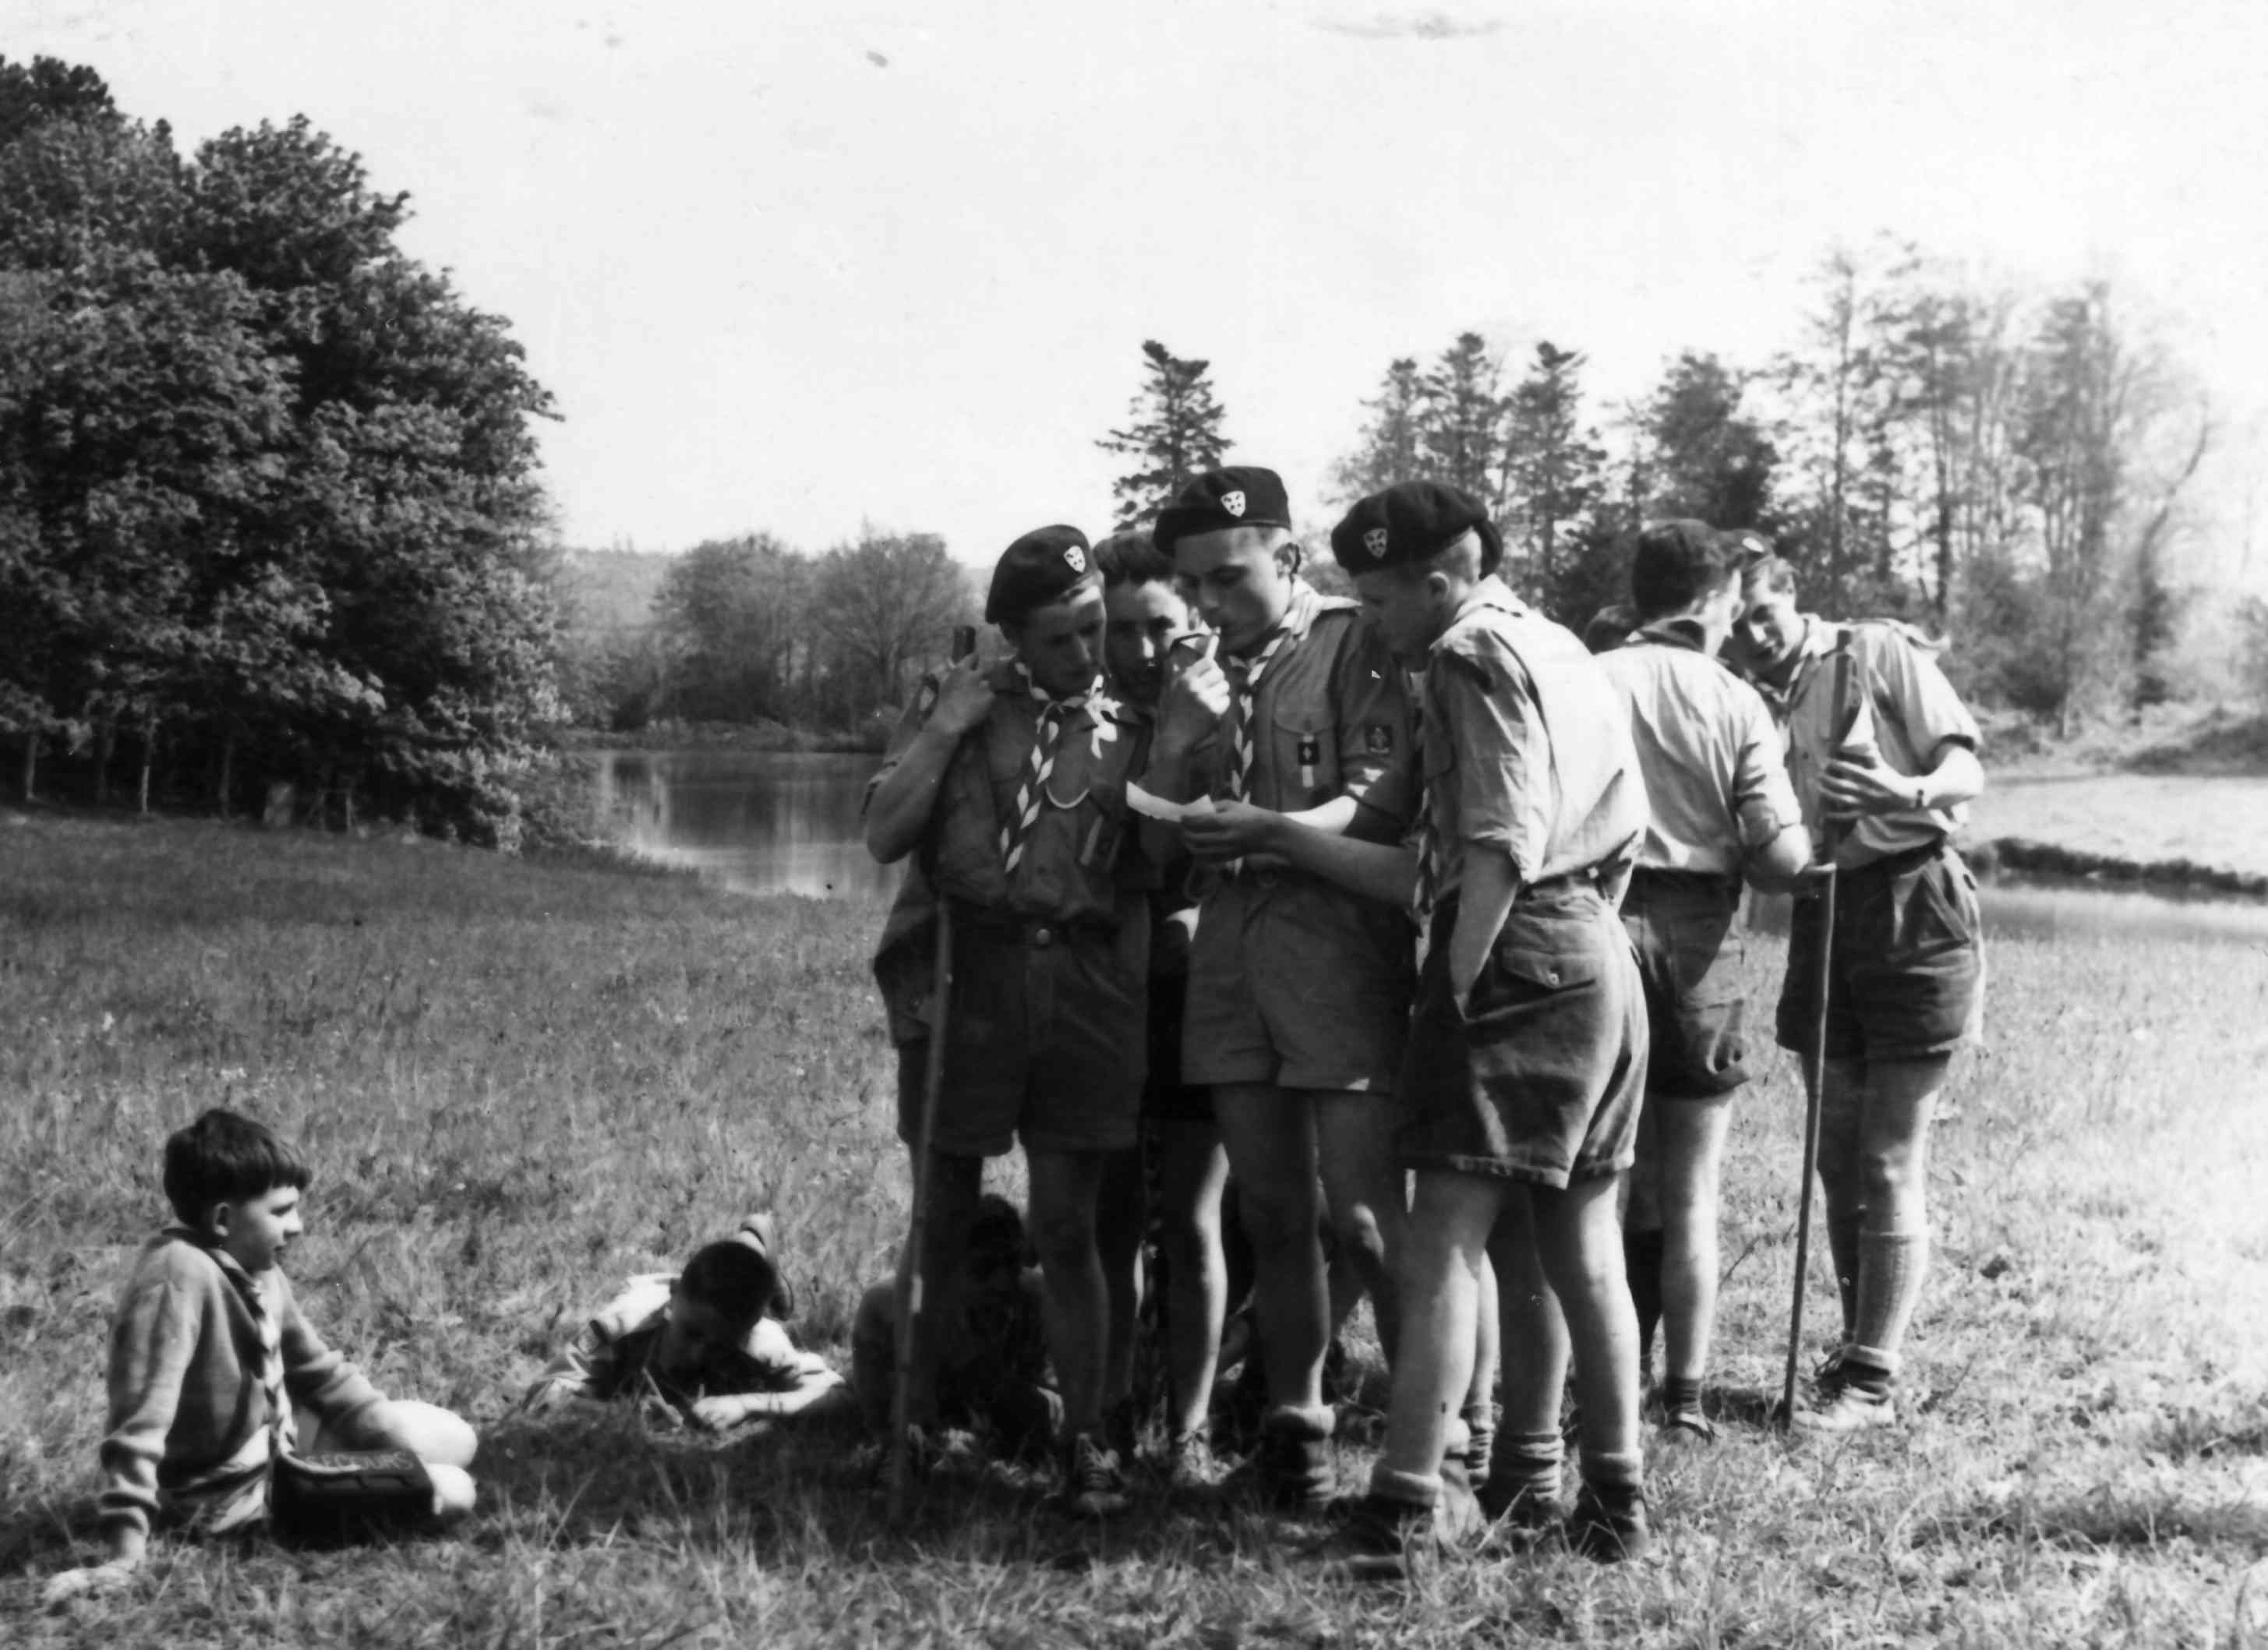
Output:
[1330, 480, 1502, 576]
[1153, 467, 1292, 556]
[985, 525, 1096, 624]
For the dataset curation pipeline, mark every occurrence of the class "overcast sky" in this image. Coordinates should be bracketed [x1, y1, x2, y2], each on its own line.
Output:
[14, 0, 2268, 580]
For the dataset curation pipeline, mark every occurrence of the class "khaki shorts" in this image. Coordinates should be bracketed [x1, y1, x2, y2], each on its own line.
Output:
[1397, 882, 1648, 1187]
[1622, 869, 1750, 1100]
[1776, 839, 1984, 1065]
[896, 915, 1144, 1157]
[1181, 872, 1414, 1094]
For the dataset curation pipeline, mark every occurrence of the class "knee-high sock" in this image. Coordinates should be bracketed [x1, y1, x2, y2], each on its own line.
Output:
[1825, 1208, 1864, 1344]
[1849, 1229, 1927, 1378]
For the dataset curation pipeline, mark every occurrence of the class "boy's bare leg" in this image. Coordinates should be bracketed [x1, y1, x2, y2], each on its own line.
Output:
[1529, 1174, 1642, 1471]
[1656, 1094, 1736, 1388]
[1813, 1058, 1868, 1341]
[1464, 1250, 1500, 1461]
[1026, 1148, 1111, 1439]
[893, 1148, 982, 1428]
[1093, 1144, 1146, 1425]
[1489, 1193, 1570, 1442]
[1367, 1171, 1500, 1497]
[1153, 1119, 1231, 1440]
[1846, 1055, 1947, 1371]
[1213, 1083, 1327, 1413]
[1312, 1090, 1407, 1369]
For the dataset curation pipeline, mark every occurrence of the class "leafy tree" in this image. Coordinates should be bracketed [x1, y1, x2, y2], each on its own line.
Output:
[1097, 340, 1231, 529]
[810, 531, 974, 721]
[0, 54, 118, 147]
[0, 66, 560, 832]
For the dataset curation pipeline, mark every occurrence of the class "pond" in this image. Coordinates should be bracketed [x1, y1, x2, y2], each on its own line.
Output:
[588, 749, 2268, 948]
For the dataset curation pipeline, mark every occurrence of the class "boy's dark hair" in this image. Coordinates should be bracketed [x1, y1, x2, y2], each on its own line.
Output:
[164, 1108, 311, 1228]
[968, 1193, 1029, 1270]
[1630, 520, 1736, 621]
[1741, 552, 1800, 599]
[1091, 529, 1175, 589]
[679, 1238, 783, 1326]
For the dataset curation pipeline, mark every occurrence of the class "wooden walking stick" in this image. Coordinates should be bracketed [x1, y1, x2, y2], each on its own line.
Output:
[889, 625, 977, 1523]
[1781, 631, 1856, 1428]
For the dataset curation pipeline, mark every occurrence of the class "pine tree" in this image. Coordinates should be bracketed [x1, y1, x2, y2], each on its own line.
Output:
[1097, 340, 1231, 528]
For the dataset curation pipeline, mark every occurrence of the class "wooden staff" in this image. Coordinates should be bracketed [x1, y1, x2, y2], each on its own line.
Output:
[889, 624, 976, 1521]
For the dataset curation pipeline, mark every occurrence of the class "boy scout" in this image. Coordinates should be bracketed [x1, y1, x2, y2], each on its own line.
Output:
[1090, 528, 1231, 1479]
[1735, 555, 1986, 1433]
[1229, 482, 1654, 1564]
[864, 525, 1149, 1514]
[1595, 522, 1811, 1440]
[1145, 466, 1417, 1507]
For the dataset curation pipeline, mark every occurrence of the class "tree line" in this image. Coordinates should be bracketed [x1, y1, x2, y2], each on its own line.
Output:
[0, 57, 558, 837]
[1108, 245, 2228, 733]
[562, 531, 976, 740]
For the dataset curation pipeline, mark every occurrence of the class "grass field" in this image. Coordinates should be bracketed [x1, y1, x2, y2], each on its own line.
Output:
[5, 812, 2268, 1646]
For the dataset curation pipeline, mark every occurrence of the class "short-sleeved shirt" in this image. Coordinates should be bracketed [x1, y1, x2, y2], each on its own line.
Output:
[521, 1276, 819, 1411]
[1419, 578, 1644, 895]
[1595, 619, 1800, 874]
[1775, 616, 1981, 871]
[1210, 579, 1415, 829]
[868, 662, 1150, 1042]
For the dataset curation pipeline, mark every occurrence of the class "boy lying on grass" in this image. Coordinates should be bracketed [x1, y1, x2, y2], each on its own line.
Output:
[45, 1109, 477, 1606]
[522, 1213, 849, 1431]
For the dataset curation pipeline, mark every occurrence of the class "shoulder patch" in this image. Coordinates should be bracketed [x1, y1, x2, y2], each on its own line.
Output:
[1363, 723, 1394, 756]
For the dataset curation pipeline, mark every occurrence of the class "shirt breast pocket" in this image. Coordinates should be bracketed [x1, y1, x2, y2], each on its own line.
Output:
[1272, 707, 1340, 805]
[1041, 772, 1122, 868]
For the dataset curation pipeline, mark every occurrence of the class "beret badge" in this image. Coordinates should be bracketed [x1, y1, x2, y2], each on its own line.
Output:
[1063, 545, 1086, 573]
[1221, 489, 1246, 518]
[1364, 527, 1389, 556]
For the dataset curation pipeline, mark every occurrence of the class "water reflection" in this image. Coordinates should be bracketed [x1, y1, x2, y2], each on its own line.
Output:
[593, 751, 2268, 948]
[590, 749, 899, 900]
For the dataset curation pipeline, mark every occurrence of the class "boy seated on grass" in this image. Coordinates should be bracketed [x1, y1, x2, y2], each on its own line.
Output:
[850, 1194, 1062, 1463]
[45, 1109, 477, 1606]
[522, 1213, 849, 1431]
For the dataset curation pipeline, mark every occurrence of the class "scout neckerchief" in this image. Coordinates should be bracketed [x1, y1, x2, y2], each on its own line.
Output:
[1221, 624, 1292, 804]
[213, 1249, 299, 1469]
[1409, 691, 1440, 925]
[998, 662, 1091, 876]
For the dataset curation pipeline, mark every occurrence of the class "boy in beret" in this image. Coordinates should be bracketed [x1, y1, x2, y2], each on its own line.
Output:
[1734, 553, 1986, 1432]
[1144, 465, 1418, 1509]
[864, 525, 1150, 1514]
[1218, 481, 1655, 1567]
[1595, 523, 1812, 1440]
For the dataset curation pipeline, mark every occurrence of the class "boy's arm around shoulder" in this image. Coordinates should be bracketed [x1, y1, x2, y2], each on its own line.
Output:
[275, 1269, 390, 1445]
[96, 1257, 204, 1556]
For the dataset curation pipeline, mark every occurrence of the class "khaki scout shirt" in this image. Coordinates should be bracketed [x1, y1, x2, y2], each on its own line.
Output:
[1420, 578, 1644, 896]
[1596, 620, 1800, 875]
[866, 662, 1150, 1041]
[1775, 615, 1981, 871]
[1210, 579, 1415, 828]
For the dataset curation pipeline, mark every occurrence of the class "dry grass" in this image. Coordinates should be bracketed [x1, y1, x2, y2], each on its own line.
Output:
[5, 810, 2267, 1646]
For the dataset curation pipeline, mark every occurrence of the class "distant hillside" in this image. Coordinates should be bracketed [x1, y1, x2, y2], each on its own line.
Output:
[560, 547, 673, 641]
